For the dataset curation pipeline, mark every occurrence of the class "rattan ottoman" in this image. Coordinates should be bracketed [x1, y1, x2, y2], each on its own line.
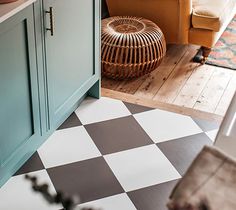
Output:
[101, 16, 166, 80]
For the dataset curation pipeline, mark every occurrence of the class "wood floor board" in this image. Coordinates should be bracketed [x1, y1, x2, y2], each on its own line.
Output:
[214, 72, 236, 115]
[101, 44, 236, 118]
[173, 65, 215, 108]
[101, 77, 120, 90]
[114, 73, 149, 95]
[102, 88, 223, 122]
[134, 45, 189, 99]
[153, 46, 199, 103]
[193, 67, 233, 113]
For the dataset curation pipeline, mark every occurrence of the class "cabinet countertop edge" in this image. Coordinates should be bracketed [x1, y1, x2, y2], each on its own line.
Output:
[0, 0, 36, 24]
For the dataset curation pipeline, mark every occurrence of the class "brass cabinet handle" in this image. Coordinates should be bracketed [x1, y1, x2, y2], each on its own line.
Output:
[46, 7, 54, 36]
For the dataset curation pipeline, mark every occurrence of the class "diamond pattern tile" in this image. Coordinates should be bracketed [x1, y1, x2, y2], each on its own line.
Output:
[58, 112, 82, 130]
[0, 97, 221, 210]
[134, 109, 203, 143]
[85, 116, 153, 155]
[47, 157, 124, 204]
[206, 129, 219, 142]
[104, 145, 181, 192]
[192, 118, 220, 132]
[0, 170, 62, 210]
[14, 152, 44, 176]
[123, 102, 154, 114]
[128, 180, 179, 210]
[78, 193, 137, 210]
[157, 133, 213, 175]
[38, 126, 101, 168]
[75, 97, 131, 125]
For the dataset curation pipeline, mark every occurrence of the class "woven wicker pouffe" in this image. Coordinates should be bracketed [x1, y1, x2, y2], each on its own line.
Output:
[102, 16, 166, 80]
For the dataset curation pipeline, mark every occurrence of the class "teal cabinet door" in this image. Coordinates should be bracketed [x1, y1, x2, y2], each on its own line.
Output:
[44, 0, 100, 128]
[0, 5, 41, 186]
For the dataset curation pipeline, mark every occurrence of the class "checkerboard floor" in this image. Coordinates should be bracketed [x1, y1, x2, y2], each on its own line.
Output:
[0, 97, 220, 210]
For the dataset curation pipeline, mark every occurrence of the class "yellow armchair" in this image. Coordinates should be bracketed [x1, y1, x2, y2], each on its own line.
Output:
[106, 0, 236, 61]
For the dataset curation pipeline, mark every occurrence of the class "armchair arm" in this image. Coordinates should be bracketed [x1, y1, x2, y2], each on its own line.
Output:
[105, 0, 192, 44]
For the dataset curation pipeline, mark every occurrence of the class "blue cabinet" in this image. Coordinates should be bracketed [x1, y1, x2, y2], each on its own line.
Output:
[0, 0, 100, 187]
[0, 5, 41, 186]
[43, 0, 101, 129]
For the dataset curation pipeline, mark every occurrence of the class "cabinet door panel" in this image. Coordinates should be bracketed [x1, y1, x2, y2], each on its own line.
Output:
[44, 0, 95, 125]
[0, 6, 40, 166]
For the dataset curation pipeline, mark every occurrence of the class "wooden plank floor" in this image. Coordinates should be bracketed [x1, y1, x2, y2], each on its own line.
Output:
[102, 44, 236, 119]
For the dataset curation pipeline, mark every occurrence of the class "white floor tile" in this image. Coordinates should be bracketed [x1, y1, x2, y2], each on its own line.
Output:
[104, 145, 181, 192]
[134, 109, 203, 143]
[0, 170, 62, 210]
[38, 126, 101, 168]
[77, 193, 137, 210]
[75, 97, 131, 125]
[206, 129, 219, 142]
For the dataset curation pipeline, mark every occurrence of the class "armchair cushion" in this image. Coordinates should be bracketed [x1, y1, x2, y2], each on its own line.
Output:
[192, 0, 236, 32]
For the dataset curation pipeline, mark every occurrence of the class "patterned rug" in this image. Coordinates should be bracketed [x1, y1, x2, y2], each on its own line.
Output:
[194, 16, 236, 70]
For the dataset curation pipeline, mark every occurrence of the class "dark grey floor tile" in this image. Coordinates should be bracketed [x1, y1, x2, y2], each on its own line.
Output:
[123, 102, 154, 114]
[192, 118, 220, 132]
[157, 133, 213, 176]
[58, 113, 82, 130]
[85, 116, 154, 155]
[47, 157, 124, 204]
[128, 179, 179, 210]
[14, 152, 45, 176]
